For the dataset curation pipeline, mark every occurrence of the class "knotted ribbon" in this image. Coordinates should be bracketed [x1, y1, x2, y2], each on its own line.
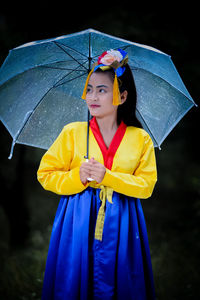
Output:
[94, 185, 113, 241]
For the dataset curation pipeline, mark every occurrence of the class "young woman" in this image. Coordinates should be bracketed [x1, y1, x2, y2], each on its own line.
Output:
[37, 49, 157, 300]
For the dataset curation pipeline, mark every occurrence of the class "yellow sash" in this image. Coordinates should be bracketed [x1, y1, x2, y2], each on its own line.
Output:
[94, 185, 113, 241]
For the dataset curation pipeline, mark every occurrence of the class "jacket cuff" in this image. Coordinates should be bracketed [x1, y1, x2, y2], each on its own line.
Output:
[71, 167, 90, 191]
[101, 168, 113, 187]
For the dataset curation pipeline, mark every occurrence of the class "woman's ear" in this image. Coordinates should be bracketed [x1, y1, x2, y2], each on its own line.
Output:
[120, 90, 128, 104]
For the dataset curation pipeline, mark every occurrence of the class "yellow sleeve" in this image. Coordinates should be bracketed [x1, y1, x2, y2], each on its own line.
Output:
[101, 134, 157, 199]
[37, 125, 88, 195]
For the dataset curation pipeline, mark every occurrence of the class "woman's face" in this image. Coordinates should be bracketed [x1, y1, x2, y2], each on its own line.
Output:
[85, 71, 118, 119]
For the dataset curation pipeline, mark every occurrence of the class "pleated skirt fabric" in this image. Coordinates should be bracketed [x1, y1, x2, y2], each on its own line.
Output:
[42, 187, 156, 300]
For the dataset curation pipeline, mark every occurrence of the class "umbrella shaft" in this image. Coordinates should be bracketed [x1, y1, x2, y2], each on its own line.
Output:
[85, 109, 90, 159]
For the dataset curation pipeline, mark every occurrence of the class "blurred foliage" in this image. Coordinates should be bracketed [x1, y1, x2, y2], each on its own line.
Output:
[0, 5, 199, 300]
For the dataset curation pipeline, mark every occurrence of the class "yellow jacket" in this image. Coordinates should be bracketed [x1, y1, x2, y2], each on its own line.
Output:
[37, 121, 157, 199]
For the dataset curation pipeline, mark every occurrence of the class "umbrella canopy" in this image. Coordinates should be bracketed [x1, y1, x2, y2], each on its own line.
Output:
[0, 28, 197, 158]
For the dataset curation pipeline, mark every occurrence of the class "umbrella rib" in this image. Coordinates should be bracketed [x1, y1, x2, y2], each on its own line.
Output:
[130, 66, 195, 105]
[158, 102, 195, 147]
[0, 59, 88, 88]
[53, 41, 88, 71]
[54, 41, 88, 59]
[49, 62, 88, 87]
[42, 65, 86, 72]
[135, 107, 160, 148]
[38, 58, 88, 72]
[54, 72, 87, 88]
[8, 71, 86, 158]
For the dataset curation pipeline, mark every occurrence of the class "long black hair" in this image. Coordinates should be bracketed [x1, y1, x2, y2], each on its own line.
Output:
[117, 64, 141, 127]
[94, 64, 141, 127]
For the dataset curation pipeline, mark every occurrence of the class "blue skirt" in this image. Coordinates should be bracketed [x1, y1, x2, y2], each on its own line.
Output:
[42, 187, 156, 300]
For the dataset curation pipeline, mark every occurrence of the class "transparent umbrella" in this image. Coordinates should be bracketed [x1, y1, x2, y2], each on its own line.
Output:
[0, 28, 197, 158]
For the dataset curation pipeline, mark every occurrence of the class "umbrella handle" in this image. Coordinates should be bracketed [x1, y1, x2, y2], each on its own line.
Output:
[85, 158, 94, 181]
[87, 177, 94, 182]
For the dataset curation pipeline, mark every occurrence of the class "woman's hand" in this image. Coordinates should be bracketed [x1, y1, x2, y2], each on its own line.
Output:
[79, 158, 106, 185]
[88, 158, 106, 183]
[79, 161, 91, 185]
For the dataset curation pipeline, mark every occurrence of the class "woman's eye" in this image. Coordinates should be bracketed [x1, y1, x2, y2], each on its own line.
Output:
[86, 87, 92, 93]
[99, 88, 106, 93]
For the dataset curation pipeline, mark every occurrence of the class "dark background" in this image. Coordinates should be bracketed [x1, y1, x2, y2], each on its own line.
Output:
[0, 4, 199, 299]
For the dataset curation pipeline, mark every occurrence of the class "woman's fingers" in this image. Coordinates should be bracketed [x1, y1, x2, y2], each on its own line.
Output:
[79, 162, 92, 184]
[80, 159, 106, 184]
[87, 159, 106, 183]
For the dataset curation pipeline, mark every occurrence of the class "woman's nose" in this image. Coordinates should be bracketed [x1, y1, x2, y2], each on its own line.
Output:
[91, 91, 98, 101]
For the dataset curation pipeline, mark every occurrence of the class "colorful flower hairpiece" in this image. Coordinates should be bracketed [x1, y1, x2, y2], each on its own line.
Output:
[82, 49, 128, 105]
[94, 49, 128, 76]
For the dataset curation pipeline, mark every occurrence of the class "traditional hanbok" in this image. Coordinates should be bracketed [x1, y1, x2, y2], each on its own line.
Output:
[37, 116, 157, 300]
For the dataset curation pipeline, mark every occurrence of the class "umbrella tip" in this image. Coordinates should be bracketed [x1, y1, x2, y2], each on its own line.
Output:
[8, 140, 15, 160]
[8, 153, 13, 160]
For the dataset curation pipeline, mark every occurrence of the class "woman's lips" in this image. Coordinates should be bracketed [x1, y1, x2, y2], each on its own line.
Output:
[90, 104, 100, 108]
